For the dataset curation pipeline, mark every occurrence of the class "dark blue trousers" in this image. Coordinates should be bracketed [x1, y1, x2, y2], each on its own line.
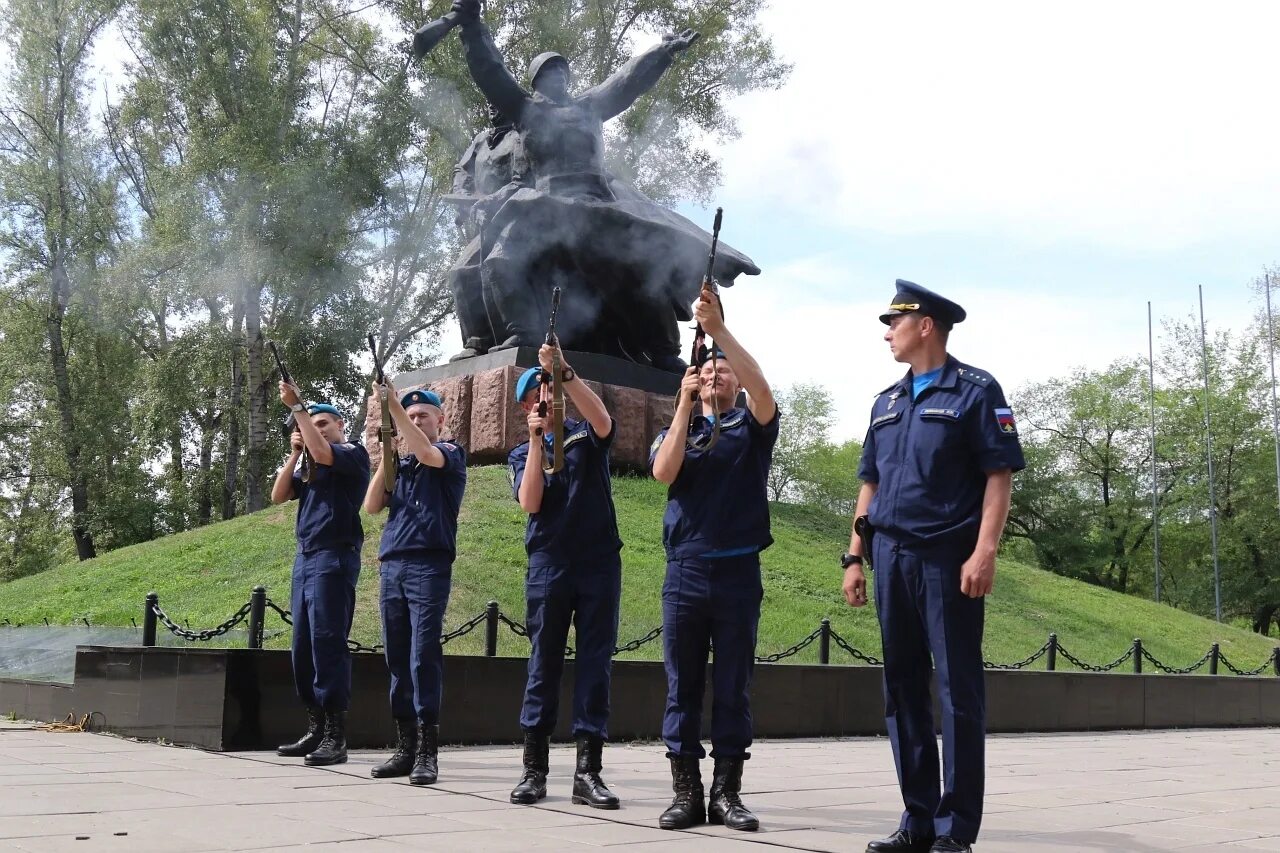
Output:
[290, 547, 359, 712]
[519, 555, 622, 738]
[873, 534, 986, 844]
[661, 554, 762, 760]
[380, 555, 453, 723]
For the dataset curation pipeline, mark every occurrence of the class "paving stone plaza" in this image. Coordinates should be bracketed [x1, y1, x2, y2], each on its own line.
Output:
[0, 722, 1277, 851]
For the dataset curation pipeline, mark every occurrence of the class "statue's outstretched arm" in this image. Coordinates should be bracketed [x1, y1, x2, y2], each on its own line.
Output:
[458, 19, 530, 123]
[584, 29, 699, 122]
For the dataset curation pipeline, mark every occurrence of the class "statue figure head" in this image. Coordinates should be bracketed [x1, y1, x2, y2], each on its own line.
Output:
[528, 52, 572, 101]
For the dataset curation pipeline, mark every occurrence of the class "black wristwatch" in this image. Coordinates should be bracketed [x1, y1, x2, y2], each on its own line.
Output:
[561, 367, 576, 383]
[840, 552, 863, 569]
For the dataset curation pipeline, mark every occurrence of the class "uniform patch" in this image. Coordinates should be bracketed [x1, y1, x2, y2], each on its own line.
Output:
[920, 407, 960, 419]
[649, 432, 665, 455]
[508, 463, 517, 486]
[994, 407, 1017, 435]
[439, 442, 457, 452]
[871, 410, 902, 428]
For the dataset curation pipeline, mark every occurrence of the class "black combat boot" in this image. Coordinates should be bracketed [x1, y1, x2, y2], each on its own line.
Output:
[304, 709, 347, 766]
[277, 706, 325, 757]
[866, 829, 935, 852]
[658, 754, 705, 830]
[509, 731, 549, 804]
[708, 756, 759, 831]
[570, 735, 619, 809]
[409, 721, 439, 785]
[370, 717, 417, 778]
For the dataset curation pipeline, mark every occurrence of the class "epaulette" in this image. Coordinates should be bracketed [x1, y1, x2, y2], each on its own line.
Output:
[957, 366, 992, 387]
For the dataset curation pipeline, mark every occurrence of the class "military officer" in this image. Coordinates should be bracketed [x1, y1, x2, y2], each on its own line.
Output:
[270, 391, 370, 767]
[363, 387, 467, 785]
[842, 280, 1026, 853]
[508, 342, 623, 809]
[649, 289, 777, 833]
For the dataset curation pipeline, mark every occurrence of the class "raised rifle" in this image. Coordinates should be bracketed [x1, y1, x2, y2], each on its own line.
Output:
[368, 335, 396, 493]
[269, 341, 313, 484]
[689, 207, 725, 451]
[536, 287, 565, 474]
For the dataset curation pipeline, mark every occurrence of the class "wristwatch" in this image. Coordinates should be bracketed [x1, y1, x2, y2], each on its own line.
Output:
[289, 402, 306, 413]
[840, 552, 863, 569]
[561, 367, 576, 383]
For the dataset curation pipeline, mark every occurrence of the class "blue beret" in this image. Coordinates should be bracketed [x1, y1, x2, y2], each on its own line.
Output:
[696, 348, 727, 367]
[307, 403, 343, 420]
[879, 279, 966, 327]
[515, 367, 543, 402]
[401, 389, 443, 410]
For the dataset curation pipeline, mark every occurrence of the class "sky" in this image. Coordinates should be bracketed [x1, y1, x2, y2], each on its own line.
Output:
[662, 0, 1280, 440]
[73, 1, 1280, 442]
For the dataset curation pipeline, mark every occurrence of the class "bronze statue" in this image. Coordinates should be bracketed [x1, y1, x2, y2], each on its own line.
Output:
[418, 0, 759, 371]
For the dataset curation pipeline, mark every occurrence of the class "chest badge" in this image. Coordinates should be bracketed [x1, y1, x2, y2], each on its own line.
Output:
[887, 390, 902, 411]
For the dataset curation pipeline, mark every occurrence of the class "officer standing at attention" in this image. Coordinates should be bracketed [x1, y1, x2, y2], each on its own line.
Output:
[508, 341, 623, 810]
[362, 387, 467, 785]
[271, 388, 371, 767]
[649, 290, 777, 834]
[841, 281, 1025, 853]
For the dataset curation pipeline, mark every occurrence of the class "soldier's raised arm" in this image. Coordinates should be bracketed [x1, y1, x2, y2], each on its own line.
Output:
[583, 29, 700, 122]
[452, 1, 530, 123]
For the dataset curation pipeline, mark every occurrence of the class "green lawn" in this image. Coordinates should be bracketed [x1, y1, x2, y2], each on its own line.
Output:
[0, 466, 1275, 671]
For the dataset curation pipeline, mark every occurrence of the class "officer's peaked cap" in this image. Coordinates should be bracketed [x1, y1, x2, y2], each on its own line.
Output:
[879, 279, 966, 327]
[401, 389, 443, 410]
[528, 52, 570, 86]
[515, 367, 544, 402]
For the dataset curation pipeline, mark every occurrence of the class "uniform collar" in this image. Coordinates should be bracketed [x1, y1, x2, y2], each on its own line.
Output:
[891, 354, 959, 393]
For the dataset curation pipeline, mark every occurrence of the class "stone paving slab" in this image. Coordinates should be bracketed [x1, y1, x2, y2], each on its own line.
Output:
[0, 722, 1277, 851]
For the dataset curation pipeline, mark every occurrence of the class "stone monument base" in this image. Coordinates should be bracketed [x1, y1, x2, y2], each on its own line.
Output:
[365, 348, 680, 471]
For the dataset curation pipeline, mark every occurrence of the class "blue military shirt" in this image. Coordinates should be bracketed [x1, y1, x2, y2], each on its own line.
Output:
[378, 442, 468, 561]
[509, 417, 622, 568]
[857, 356, 1025, 545]
[650, 407, 780, 561]
[293, 442, 371, 553]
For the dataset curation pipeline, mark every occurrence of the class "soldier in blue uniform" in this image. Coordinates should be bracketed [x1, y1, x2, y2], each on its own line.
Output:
[649, 290, 777, 833]
[841, 281, 1025, 853]
[270, 386, 370, 767]
[363, 387, 467, 785]
[508, 342, 623, 809]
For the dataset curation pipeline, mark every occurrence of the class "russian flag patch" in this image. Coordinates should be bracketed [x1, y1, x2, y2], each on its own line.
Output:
[994, 407, 1017, 435]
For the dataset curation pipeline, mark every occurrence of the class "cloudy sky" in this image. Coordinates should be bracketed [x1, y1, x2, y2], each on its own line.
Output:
[662, 0, 1280, 440]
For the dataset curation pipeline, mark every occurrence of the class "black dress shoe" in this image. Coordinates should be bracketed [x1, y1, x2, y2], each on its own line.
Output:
[929, 838, 971, 853]
[866, 829, 934, 853]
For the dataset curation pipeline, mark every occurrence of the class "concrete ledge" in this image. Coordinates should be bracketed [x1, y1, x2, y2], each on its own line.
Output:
[2, 646, 1278, 750]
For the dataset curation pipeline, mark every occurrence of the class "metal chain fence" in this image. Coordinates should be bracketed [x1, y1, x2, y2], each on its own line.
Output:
[130, 591, 1280, 676]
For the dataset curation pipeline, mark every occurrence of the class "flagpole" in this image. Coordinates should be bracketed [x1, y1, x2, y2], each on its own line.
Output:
[1148, 302, 1161, 604]
[1266, 274, 1280, 521]
[1198, 285, 1222, 622]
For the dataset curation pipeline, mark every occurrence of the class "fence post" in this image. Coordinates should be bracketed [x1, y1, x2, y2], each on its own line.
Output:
[142, 592, 158, 648]
[1046, 633, 1058, 672]
[247, 586, 266, 650]
[1132, 638, 1142, 674]
[819, 618, 830, 665]
[485, 600, 499, 657]
[1209, 643, 1220, 676]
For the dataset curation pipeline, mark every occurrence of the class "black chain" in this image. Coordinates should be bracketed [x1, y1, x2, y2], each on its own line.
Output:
[441, 611, 488, 644]
[615, 625, 663, 655]
[984, 641, 1051, 671]
[1219, 650, 1273, 676]
[151, 600, 253, 642]
[1140, 646, 1213, 675]
[755, 627, 822, 663]
[829, 628, 884, 666]
[265, 599, 293, 625]
[1056, 642, 1134, 673]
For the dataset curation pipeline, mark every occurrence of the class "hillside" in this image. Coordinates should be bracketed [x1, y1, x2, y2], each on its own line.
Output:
[0, 466, 1275, 671]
